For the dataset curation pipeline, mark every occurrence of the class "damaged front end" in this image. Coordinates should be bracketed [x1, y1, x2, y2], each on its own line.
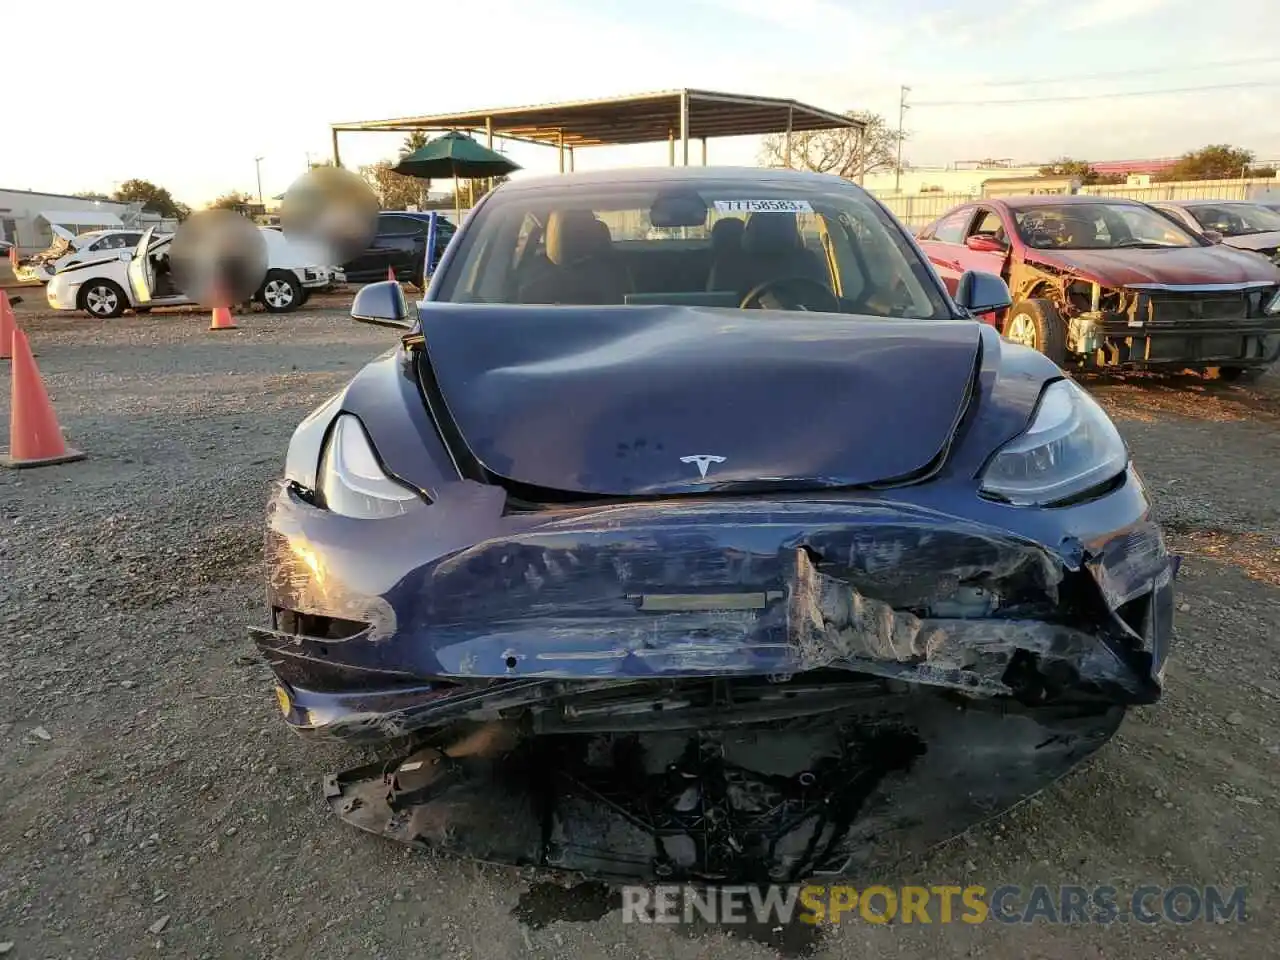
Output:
[255, 488, 1175, 881]
[1030, 269, 1280, 369]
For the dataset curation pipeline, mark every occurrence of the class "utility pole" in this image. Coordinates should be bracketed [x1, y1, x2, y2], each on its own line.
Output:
[895, 86, 910, 194]
[254, 156, 264, 204]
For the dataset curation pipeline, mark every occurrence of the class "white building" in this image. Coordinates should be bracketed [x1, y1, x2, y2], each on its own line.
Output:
[861, 162, 1046, 197]
[0, 188, 176, 256]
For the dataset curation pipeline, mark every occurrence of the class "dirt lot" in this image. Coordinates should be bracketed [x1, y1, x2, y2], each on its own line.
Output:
[1, 292, 1278, 960]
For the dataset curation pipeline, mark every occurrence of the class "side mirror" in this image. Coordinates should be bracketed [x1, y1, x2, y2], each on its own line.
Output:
[1202, 229, 1224, 244]
[965, 234, 1007, 253]
[955, 270, 1012, 314]
[351, 280, 414, 330]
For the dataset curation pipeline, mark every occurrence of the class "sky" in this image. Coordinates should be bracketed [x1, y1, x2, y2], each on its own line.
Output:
[6, 0, 1280, 208]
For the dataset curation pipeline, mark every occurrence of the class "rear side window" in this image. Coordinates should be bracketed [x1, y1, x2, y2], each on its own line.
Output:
[379, 217, 424, 236]
[932, 209, 972, 245]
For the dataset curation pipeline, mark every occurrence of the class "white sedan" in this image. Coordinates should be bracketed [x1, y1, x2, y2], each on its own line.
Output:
[14, 227, 149, 284]
[46, 226, 344, 318]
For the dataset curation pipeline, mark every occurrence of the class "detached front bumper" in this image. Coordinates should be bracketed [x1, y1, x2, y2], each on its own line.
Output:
[253, 480, 1176, 742]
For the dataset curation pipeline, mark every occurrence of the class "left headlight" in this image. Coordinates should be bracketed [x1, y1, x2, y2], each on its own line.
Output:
[316, 413, 426, 519]
[980, 378, 1128, 507]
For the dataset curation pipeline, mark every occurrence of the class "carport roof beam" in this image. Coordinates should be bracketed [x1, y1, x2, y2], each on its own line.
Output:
[330, 88, 861, 152]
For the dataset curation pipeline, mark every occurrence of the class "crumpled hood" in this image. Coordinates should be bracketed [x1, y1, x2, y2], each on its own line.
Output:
[1024, 244, 1280, 287]
[418, 304, 982, 497]
[1222, 230, 1280, 253]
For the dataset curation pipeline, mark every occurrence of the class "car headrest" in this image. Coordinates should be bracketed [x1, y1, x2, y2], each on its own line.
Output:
[710, 217, 745, 254]
[743, 213, 802, 254]
[546, 210, 611, 265]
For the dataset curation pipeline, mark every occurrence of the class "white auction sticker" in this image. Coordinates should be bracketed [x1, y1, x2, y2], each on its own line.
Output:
[714, 199, 814, 214]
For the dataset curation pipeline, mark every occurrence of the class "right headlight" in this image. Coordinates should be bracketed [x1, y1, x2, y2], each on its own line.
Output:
[1263, 287, 1280, 315]
[316, 413, 426, 519]
[980, 378, 1129, 507]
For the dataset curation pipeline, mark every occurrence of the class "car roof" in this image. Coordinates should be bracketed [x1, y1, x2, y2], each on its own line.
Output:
[997, 194, 1146, 211]
[379, 211, 453, 222]
[495, 165, 854, 196]
[1157, 199, 1261, 208]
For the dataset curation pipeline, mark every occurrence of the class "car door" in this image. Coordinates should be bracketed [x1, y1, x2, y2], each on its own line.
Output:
[380, 215, 428, 275]
[954, 207, 1013, 326]
[955, 206, 1011, 277]
[917, 206, 977, 295]
[127, 228, 158, 305]
[344, 215, 423, 280]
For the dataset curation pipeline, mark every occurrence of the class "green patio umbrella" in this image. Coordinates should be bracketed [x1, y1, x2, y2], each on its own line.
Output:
[392, 131, 520, 217]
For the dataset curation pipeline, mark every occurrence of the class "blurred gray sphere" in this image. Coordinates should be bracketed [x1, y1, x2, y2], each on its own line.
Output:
[280, 166, 379, 266]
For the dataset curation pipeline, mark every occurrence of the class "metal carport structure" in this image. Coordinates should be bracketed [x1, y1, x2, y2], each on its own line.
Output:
[329, 88, 863, 175]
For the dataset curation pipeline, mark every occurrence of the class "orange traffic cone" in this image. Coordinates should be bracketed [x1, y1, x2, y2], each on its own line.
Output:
[0, 291, 15, 361]
[1, 328, 86, 468]
[387, 266, 397, 283]
[208, 282, 237, 331]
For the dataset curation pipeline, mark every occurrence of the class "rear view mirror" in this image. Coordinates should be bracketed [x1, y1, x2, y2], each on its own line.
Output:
[965, 234, 1006, 253]
[955, 270, 1012, 315]
[351, 280, 414, 330]
[1202, 229, 1224, 244]
[650, 191, 709, 229]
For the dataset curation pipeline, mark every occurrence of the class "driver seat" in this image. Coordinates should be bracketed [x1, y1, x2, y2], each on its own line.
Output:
[706, 213, 829, 298]
[518, 210, 628, 304]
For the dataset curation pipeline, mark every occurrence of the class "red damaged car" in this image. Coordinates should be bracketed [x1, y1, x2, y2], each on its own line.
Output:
[917, 195, 1280, 380]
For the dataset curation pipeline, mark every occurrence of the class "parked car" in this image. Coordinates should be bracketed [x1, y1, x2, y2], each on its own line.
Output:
[46, 225, 344, 318]
[13, 227, 148, 284]
[340, 211, 455, 284]
[255, 167, 1174, 882]
[1149, 200, 1280, 263]
[917, 196, 1280, 379]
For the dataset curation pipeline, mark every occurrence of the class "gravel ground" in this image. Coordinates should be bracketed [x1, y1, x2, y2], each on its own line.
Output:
[1, 292, 1278, 959]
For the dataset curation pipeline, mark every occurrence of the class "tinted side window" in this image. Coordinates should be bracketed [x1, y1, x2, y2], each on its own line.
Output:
[933, 209, 972, 244]
[379, 217, 425, 236]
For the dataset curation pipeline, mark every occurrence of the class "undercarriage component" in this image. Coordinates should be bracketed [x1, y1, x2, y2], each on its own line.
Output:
[325, 690, 1124, 882]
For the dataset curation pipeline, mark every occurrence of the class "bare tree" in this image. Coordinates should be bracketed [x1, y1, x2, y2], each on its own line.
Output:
[758, 111, 904, 181]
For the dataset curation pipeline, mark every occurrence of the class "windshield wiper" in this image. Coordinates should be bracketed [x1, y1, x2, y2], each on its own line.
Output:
[1111, 239, 1169, 249]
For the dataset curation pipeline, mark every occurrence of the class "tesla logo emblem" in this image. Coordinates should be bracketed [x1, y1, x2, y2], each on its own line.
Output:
[680, 455, 726, 478]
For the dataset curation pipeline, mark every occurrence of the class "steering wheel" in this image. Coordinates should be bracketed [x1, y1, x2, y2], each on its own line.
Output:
[739, 276, 841, 313]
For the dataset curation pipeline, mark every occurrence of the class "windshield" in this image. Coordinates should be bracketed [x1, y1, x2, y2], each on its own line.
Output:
[1185, 203, 1280, 237]
[1013, 202, 1200, 250]
[434, 179, 951, 319]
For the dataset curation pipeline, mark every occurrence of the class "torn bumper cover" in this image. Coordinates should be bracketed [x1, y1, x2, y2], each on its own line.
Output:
[254, 488, 1173, 738]
[255, 487, 1175, 879]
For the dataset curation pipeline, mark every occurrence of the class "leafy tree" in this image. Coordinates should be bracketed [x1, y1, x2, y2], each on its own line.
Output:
[112, 179, 188, 220]
[399, 131, 430, 157]
[208, 191, 256, 211]
[1037, 158, 1125, 186]
[359, 161, 428, 210]
[358, 133, 437, 210]
[1156, 145, 1261, 182]
[74, 190, 112, 201]
[758, 111, 904, 181]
